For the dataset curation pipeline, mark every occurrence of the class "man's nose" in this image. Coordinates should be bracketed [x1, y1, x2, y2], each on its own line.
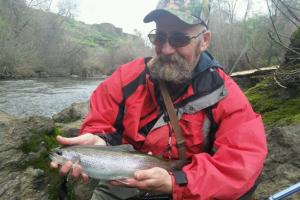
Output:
[160, 40, 176, 56]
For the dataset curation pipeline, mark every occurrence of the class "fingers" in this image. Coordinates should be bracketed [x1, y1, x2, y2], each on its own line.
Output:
[56, 133, 105, 146]
[71, 164, 89, 183]
[60, 161, 73, 175]
[110, 178, 138, 187]
[134, 170, 150, 181]
[82, 173, 89, 183]
[110, 179, 131, 186]
[52, 160, 89, 183]
[50, 161, 58, 168]
[56, 135, 88, 145]
[134, 167, 160, 180]
[131, 167, 172, 193]
[72, 164, 82, 178]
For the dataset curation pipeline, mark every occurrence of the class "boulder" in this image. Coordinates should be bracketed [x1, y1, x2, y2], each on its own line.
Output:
[56, 120, 83, 137]
[0, 111, 96, 200]
[0, 112, 55, 200]
[257, 125, 300, 199]
[52, 102, 89, 123]
[2, 101, 300, 200]
[92, 23, 123, 35]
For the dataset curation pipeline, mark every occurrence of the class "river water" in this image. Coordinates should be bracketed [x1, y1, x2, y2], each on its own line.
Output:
[0, 78, 103, 117]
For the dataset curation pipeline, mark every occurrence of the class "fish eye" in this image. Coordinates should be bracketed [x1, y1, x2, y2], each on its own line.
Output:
[55, 149, 63, 155]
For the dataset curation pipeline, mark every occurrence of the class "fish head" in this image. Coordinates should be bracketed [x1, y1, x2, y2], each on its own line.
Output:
[49, 147, 81, 165]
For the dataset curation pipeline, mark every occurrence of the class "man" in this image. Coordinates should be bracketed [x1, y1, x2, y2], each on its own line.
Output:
[51, 0, 268, 199]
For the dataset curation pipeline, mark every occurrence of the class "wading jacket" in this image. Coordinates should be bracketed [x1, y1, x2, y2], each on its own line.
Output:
[80, 51, 268, 200]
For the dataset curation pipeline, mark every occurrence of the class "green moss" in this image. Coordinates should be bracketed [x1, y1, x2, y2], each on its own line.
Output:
[20, 127, 64, 200]
[245, 78, 300, 126]
[21, 128, 60, 153]
[20, 135, 40, 153]
[54, 126, 62, 135]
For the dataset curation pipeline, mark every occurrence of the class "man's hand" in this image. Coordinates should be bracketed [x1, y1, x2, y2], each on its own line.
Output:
[50, 133, 106, 183]
[111, 167, 173, 194]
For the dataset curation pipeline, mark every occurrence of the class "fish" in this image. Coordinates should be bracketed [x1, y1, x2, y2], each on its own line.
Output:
[50, 144, 186, 180]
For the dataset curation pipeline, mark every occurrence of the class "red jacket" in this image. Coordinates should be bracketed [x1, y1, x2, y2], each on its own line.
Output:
[80, 54, 267, 199]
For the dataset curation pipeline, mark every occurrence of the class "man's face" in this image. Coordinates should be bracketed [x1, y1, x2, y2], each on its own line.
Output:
[149, 16, 211, 84]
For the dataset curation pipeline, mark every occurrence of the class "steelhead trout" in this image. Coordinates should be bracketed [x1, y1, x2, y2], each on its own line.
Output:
[50, 144, 185, 180]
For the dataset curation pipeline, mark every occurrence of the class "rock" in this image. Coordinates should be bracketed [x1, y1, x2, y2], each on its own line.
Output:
[52, 102, 89, 123]
[2, 101, 300, 200]
[0, 110, 97, 200]
[66, 179, 98, 200]
[256, 125, 300, 199]
[92, 23, 123, 35]
[56, 120, 83, 137]
[21, 115, 55, 134]
[0, 112, 54, 200]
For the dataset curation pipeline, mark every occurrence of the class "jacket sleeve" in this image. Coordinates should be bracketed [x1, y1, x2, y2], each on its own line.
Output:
[79, 67, 123, 143]
[172, 71, 268, 200]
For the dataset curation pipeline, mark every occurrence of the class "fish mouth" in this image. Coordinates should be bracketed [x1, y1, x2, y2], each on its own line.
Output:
[49, 149, 67, 165]
[49, 152, 60, 162]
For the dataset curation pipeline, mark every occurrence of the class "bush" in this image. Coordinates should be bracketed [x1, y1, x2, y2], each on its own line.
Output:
[284, 27, 300, 65]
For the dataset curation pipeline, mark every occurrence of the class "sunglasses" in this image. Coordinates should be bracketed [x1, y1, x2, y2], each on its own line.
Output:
[148, 29, 206, 48]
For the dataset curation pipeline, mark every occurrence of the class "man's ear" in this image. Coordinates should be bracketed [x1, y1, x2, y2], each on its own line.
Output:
[199, 31, 211, 51]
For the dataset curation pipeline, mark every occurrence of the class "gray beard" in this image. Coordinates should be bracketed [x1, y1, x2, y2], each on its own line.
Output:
[149, 54, 195, 84]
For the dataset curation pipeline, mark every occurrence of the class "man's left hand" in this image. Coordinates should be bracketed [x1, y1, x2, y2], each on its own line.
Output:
[111, 167, 172, 194]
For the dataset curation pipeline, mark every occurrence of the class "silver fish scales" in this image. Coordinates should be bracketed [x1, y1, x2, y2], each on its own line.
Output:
[50, 144, 184, 180]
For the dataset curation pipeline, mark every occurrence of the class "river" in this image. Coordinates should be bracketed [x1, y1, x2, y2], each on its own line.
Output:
[0, 78, 103, 117]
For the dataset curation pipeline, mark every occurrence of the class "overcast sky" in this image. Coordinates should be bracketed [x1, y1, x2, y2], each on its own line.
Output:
[52, 0, 159, 36]
[51, 0, 268, 36]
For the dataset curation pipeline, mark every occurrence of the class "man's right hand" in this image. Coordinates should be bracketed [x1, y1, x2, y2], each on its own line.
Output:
[50, 133, 106, 183]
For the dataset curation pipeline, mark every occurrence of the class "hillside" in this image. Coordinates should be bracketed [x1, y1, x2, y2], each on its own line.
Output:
[0, 1, 151, 79]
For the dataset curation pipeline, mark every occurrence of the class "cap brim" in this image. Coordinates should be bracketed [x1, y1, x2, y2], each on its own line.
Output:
[143, 9, 179, 23]
[143, 9, 208, 28]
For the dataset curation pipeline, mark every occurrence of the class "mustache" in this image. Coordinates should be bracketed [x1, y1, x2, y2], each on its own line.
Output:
[156, 54, 183, 64]
[149, 53, 194, 84]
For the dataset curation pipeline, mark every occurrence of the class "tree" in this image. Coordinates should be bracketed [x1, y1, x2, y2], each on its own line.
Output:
[266, 0, 300, 65]
[57, 0, 78, 19]
[284, 27, 300, 65]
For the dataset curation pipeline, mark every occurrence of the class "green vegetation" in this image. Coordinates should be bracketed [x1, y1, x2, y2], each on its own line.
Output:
[285, 27, 300, 65]
[245, 77, 300, 126]
[20, 127, 63, 200]
[0, 1, 151, 79]
[290, 27, 300, 44]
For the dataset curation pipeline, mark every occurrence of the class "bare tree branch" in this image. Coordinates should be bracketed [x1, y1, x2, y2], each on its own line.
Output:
[273, 72, 287, 88]
[229, 42, 250, 75]
[268, 32, 300, 55]
[266, 0, 283, 43]
[271, 0, 300, 28]
[278, 0, 300, 22]
[243, 0, 251, 22]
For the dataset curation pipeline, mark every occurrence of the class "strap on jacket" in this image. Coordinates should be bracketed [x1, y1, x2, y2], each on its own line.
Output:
[158, 78, 186, 160]
[147, 57, 186, 160]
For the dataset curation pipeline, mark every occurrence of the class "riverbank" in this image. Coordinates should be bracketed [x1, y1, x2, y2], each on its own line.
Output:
[0, 101, 299, 199]
[0, 73, 300, 199]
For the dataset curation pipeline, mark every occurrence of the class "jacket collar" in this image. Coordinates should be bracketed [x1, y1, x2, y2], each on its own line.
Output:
[192, 51, 222, 78]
